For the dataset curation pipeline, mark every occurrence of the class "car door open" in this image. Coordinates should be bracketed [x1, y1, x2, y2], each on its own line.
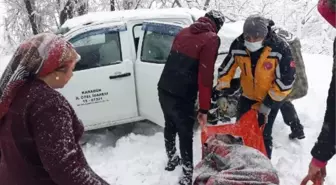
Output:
[59, 22, 139, 130]
[135, 21, 186, 127]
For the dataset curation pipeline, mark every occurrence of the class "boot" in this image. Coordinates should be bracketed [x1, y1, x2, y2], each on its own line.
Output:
[207, 111, 218, 125]
[207, 99, 219, 125]
[178, 165, 193, 185]
[164, 127, 180, 171]
[178, 175, 192, 185]
[289, 121, 305, 140]
[218, 116, 231, 123]
[165, 154, 181, 171]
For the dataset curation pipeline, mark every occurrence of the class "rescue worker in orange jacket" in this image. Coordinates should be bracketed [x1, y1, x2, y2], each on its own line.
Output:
[216, 15, 296, 158]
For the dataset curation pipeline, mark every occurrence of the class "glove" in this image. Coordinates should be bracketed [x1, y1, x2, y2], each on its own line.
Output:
[212, 86, 229, 110]
[215, 81, 227, 91]
[211, 86, 222, 101]
[212, 86, 234, 101]
[257, 103, 271, 127]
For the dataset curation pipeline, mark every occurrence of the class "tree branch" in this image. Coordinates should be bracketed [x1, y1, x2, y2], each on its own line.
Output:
[134, 0, 143, 9]
[77, 0, 88, 16]
[110, 0, 115, 11]
[23, 0, 39, 35]
[238, 0, 249, 14]
[148, 0, 156, 9]
[59, 0, 75, 25]
[203, 0, 211, 10]
[174, 0, 182, 7]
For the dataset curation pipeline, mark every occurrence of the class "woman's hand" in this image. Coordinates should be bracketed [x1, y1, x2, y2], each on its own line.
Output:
[308, 162, 326, 178]
[301, 160, 326, 185]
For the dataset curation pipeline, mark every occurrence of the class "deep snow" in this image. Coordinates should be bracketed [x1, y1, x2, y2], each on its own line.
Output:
[0, 51, 335, 185]
[0, 46, 335, 185]
[78, 54, 336, 185]
[0, 3, 335, 182]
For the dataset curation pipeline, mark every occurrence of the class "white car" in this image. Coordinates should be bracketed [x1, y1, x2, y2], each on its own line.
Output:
[57, 8, 243, 130]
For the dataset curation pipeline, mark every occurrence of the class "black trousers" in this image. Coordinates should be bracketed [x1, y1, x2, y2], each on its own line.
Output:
[236, 96, 281, 158]
[280, 101, 303, 130]
[158, 89, 195, 175]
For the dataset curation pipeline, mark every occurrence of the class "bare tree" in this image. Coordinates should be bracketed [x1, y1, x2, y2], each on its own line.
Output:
[77, 0, 89, 15]
[1, 0, 333, 56]
[60, 0, 89, 25]
[24, 0, 39, 34]
[148, 0, 156, 8]
[60, 0, 76, 25]
[122, 0, 133, 9]
[110, 0, 116, 11]
[171, 0, 182, 7]
[132, 0, 142, 9]
[203, 0, 211, 10]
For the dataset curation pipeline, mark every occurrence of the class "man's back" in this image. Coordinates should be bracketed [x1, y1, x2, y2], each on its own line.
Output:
[157, 10, 225, 185]
[158, 16, 220, 102]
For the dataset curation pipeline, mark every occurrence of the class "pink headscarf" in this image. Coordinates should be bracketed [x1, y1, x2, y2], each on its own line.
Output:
[318, 0, 336, 28]
[0, 32, 79, 120]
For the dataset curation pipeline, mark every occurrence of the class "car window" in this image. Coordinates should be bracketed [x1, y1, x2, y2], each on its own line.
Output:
[69, 30, 122, 71]
[72, 34, 105, 47]
[141, 30, 175, 63]
[140, 22, 183, 64]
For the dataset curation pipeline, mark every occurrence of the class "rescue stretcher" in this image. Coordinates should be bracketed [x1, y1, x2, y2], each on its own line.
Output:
[201, 109, 267, 157]
[200, 109, 325, 185]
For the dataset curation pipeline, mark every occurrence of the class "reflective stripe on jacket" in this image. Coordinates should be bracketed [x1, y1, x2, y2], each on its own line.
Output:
[217, 34, 296, 104]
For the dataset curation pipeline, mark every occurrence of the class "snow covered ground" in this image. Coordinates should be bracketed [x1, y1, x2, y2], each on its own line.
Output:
[1, 53, 334, 185]
[0, 33, 334, 185]
[0, 2, 334, 183]
[0, 42, 335, 184]
[77, 54, 336, 185]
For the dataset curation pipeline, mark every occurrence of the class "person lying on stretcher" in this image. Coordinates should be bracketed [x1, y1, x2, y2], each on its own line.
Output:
[193, 134, 280, 185]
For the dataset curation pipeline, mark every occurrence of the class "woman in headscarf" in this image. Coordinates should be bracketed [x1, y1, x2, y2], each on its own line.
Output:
[0, 33, 110, 185]
[301, 0, 335, 184]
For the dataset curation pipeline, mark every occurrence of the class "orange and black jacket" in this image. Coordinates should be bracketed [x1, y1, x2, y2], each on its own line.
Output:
[217, 33, 296, 108]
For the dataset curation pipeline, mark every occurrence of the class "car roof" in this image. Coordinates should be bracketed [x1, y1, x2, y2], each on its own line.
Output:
[59, 8, 244, 53]
[60, 8, 206, 31]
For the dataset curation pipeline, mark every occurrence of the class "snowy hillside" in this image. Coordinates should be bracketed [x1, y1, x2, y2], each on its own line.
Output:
[80, 54, 336, 185]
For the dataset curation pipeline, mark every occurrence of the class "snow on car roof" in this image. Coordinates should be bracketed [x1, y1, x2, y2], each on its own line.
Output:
[60, 8, 243, 40]
[217, 20, 244, 53]
[61, 8, 206, 30]
[59, 7, 244, 53]
[218, 20, 244, 39]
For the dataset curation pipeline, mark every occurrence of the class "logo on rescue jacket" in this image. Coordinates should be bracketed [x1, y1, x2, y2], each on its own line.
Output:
[263, 62, 273, 70]
[290, 61, 296, 68]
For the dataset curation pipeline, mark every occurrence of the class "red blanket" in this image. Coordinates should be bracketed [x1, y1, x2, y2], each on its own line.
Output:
[193, 135, 280, 185]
